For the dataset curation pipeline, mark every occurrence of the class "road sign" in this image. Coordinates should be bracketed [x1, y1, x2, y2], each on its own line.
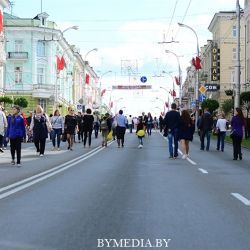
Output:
[199, 85, 207, 94]
[140, 76, 147, 83]
[205, 83, 218, 92]
[199, 94, 206, 102]
[191, 101, 196, 107]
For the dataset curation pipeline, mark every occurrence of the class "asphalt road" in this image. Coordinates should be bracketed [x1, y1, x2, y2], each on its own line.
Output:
[0, 131, 249, 250]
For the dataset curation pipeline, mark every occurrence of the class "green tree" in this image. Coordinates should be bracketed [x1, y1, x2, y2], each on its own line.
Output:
[222, 99, 233, 115]
[14, 97, 28, 108]
[201, 99, 219, 113]
[0, 96, 13, 104]
[240, 91, 250, 104]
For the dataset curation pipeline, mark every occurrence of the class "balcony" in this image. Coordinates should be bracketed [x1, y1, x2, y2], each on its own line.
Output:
[32, 84, 55, 98]
[7, 52, 28, 60]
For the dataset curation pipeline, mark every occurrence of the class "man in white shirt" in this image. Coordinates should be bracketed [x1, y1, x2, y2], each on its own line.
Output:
[127, 115, 133, 133]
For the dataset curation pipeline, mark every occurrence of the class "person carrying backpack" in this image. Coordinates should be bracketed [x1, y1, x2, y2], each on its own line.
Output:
[100, 113, 112, 147]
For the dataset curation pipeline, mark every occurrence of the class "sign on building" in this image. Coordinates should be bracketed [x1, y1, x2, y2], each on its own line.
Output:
[205, 83, 219, 91]
[211, 46, 220, 81]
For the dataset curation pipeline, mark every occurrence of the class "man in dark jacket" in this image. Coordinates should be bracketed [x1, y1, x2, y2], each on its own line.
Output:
[199, 107, 213, 151]
[163, 103, 180, 159]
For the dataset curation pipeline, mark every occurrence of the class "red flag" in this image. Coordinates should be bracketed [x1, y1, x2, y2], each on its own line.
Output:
[109, 101, 113, 108]
[85, 74, 90, 84]
[165, 102, 169, 108]
[195, 56, 202, 70]
[0, 11, 3, 33]
[56, 56, 65, 71]
[101, 89, 106, 96]
[172, 90, 176, 97]
[60, 56, 65, 70]
[175, 76, 180, 86]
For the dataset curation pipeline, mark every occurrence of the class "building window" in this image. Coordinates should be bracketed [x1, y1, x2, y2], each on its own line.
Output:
[37, 41, 46, 57]
[39, 98, 47, 112]
[37, 66, 45, 84]
[15, 40, 23, 52]
[232, 48, 237, 60]
[14, 66, 22, 84]
[231, 71, 235, 83]
[232, 26, 237, 38]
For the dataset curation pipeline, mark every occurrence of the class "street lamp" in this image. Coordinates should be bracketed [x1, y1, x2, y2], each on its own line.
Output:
[84, 48, 98, 61]
[178, 22, 200, 128]
[165, 50, 182, 109]
[62, 25, 79, 34]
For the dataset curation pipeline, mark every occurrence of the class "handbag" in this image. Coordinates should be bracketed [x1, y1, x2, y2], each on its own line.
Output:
[107, 131, 113, 141]
[61, 132, 67, 142]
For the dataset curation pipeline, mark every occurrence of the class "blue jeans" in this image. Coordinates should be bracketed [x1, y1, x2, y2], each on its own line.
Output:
[200, 130, 212, 151]
[146, 123, 152, 136]
[52, 128, 62, 148]
[168, 131, 178, 157]
[138, 137, 143, 145]
[217, 131, 226, 151]
[128, 124, 133, 133]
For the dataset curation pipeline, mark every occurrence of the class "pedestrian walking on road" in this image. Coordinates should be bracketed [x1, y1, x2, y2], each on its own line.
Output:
[100, 113, 112, 147]
[178, 110, 195, 159]
[198, 107, 213, 151]
[30, 105, 52, 157]
[116, 110, 127, 148]
[6, 105, 26, 166]
[64, 107, 78, 151]
[146, 112, 153, 136]
[93, 112, 100, 138]
[127, 115, 133, 133]
[216, 113, 228, 152]
[51, 110, 64, 151]
[0, 106, 7, 153]
[136, 117, 145, 148]
[163, 103, 180, 159]
[231, 107, 245, 160]
[83, 108, 94, 148]
[76, 112, 84, 143]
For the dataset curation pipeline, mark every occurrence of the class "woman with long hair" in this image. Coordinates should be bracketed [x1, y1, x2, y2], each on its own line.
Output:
[231, 107, 245, 160]
[51, 109, 64, 151]
[64, 107, 78, 150]
[178, 110, 195, 159]
[30, 105, 52, 157]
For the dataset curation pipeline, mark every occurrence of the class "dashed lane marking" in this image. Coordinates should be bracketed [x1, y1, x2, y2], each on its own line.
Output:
[231, 193, 250, 206]
[198, 168, 208, 174]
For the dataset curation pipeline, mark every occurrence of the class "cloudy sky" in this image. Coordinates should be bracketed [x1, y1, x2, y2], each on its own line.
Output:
[7, 0, 245, 116]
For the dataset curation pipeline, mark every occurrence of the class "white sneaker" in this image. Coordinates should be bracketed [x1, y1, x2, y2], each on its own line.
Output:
[36, 152, 40, 156]
[51, 147, 55, 151]
[40, 154, 44, 157]
[182, 154, 188, 159]
[57, 147, 61, 151]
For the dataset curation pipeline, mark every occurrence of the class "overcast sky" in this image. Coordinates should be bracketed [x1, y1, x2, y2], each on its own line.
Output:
[6, 0, 245, 116]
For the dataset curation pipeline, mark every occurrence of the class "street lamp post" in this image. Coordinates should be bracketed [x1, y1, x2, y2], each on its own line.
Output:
[178, 22, 200, 128]
[84, 48, 98, 61]
[62, 25, 79, 34]
[165, 50, 182, 109]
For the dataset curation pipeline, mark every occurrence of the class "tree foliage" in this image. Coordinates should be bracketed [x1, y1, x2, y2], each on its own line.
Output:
[222, 99, 233, 115]
[0, 96, 13, 104]
[240, 91, 250, 104]
[201, 99, 219, 113]
[14, 97, 28, 108]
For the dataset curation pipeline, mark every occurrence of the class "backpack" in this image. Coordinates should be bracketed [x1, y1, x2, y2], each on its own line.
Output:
[100, 119, 108, 130]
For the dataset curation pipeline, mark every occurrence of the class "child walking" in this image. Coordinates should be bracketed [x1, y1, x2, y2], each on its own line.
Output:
[136, 117, 145, 148]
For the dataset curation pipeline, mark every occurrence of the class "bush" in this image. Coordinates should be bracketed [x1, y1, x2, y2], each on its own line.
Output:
[222, 99, 233, 115]
[201, 99, 219, 113]
[0, 96, 13, 104]
[14, 97, 28, 108]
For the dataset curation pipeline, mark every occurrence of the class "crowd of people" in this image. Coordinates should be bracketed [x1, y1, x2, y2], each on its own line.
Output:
[0, 102, 247, 166]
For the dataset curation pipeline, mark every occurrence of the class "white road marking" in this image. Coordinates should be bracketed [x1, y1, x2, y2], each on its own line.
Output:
[198, 168, 208, 174]
[231, 193, 250, 206]
[0, 142, 114, 200]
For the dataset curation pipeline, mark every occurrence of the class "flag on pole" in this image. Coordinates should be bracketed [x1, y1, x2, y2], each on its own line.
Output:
[0, 11, 3, 33]
[175, 76, 180, 86]
[101, 89, 106, 96]
[56, 56, 65, 71]
[109, 101, 113, 108]
[191, 57, 202, 70]
[85, 74, 90, 84]
[165, 102, 169, 108]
